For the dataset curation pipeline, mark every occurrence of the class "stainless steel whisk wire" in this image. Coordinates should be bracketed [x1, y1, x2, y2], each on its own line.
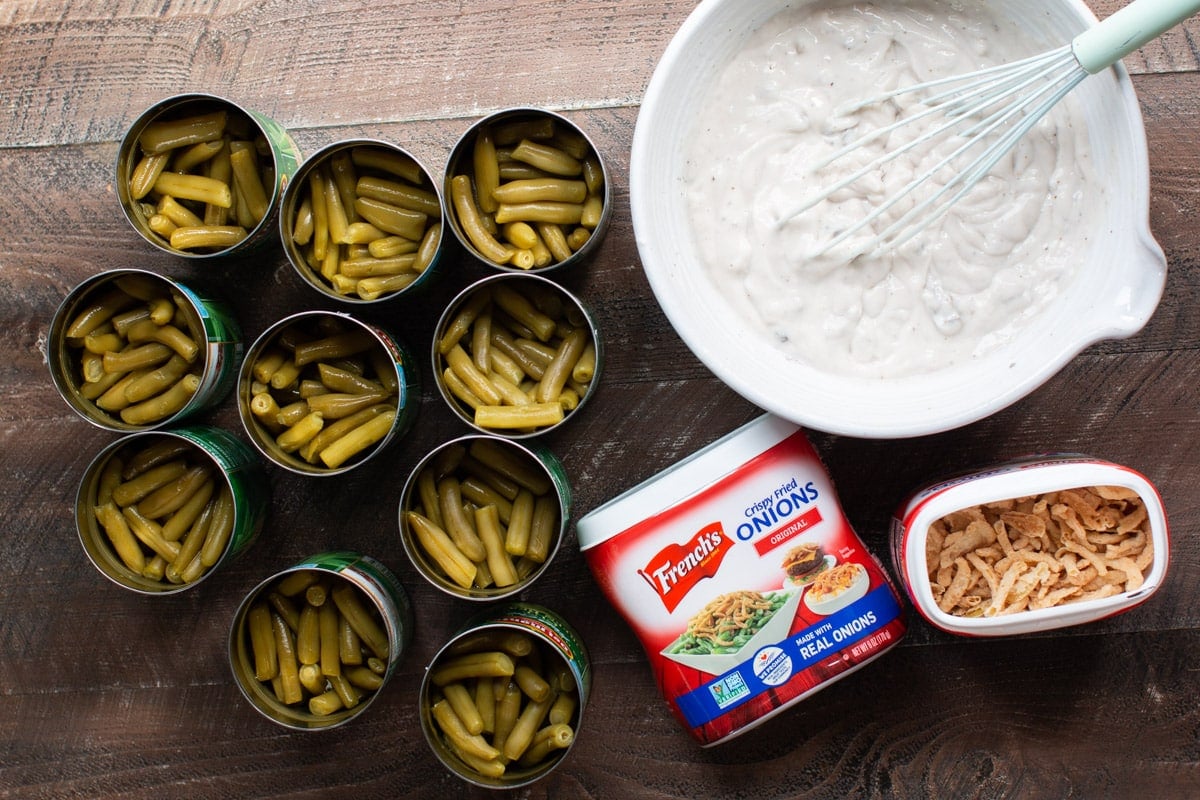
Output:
[780, 0, 1200, 260]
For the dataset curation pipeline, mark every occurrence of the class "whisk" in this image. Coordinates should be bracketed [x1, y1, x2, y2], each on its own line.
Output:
[782, 0, 1200, 259]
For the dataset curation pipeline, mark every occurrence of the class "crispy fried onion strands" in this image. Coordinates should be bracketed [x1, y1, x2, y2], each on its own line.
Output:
[926, 485, 1153, 618]
[684, 591, 775, 647]
[808, 562, 861, 602]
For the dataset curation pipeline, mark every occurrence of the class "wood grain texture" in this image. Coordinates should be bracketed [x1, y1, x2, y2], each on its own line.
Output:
[0, 0, 692, 147]
[1, 1, 1198, 798]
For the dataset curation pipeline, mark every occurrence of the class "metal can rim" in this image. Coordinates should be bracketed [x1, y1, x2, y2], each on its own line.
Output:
[236, 309, 417, 476]
[49, 268, 242, 433]
[397, 434, 571, 600]
[278, 137, 445, 304]
[228, 551, 412, 730]
[116, 92, 301, 259]
[431, 271, 602, 439]
[75, 425, 267, 594]
[419, 602, 590, 788]
[443, 106, 612, 275]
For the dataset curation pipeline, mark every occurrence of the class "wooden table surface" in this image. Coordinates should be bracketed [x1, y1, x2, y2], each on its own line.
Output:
[2, 1, 1197, 798]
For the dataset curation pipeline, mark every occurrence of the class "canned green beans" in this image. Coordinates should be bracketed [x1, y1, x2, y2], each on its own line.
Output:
[420, 603, 590, 788]
[444, 107, 611, 274]
[399, 434, 571, 600]
[117, 93, 302, 258]
[237, 310, 420, 475]
[280, 138, 445, 304]
[76, 425, 268, 594]
[432, 272, 601, 438]
[49, 269, 242, 432]
[229, 552, 413, 730]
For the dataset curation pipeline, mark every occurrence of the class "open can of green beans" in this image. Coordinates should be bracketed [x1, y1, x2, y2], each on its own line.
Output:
[443, 107, 611, 274]
[279, 138, 445, 304]
[76, 424, 269, 594]
[237, 310, 420, 475]
[431, 272, 601, 438]
[49, 269, 242, 432]
[420, 602, 591, 788]
[116, 93, 302, 258]
[229, 551, 413, 730]
[398, 434, 572, 601]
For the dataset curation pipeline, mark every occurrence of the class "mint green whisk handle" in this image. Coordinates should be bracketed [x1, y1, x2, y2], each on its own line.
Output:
[1072, 0, 1200, 73]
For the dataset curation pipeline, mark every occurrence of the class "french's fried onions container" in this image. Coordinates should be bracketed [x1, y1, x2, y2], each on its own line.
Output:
[576, 414, 906, 746]
[890, 455, 1169, 637]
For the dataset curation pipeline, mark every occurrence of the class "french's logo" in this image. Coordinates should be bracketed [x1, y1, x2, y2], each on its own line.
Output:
[638, 522, 733, 612]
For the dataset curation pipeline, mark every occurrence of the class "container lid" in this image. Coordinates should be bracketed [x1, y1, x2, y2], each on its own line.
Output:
[576, 413, 798, 550]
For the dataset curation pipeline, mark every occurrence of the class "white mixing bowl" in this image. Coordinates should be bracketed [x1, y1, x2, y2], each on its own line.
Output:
[630, 0, 1166, 438]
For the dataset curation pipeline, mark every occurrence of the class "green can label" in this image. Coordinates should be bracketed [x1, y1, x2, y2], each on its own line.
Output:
[467, 602, 591, 702]
[171, 425, 268, 562]
[524, 443, 573, 522]
[289, 551, 414, 663]
[362, 323, 421, 442]
[175, 283, 243, 418]
[247, 107, 303, 197]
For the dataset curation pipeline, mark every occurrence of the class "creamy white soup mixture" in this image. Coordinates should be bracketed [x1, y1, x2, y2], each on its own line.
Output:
[683, 0, 1099, 378]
